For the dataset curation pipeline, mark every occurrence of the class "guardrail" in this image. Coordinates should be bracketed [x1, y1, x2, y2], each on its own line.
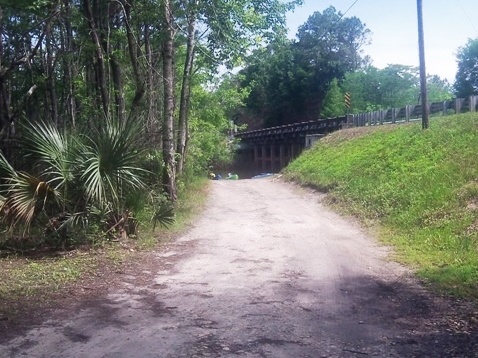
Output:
[235, 116, 347, 143]
[348, 95, 478, 127]
[235, 95, 478, 143]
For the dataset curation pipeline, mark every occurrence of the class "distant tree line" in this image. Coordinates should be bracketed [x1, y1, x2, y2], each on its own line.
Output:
[234, 6, 478, 130]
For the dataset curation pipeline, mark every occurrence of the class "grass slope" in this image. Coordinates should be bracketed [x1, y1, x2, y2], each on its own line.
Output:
[285, 113, 478, 298]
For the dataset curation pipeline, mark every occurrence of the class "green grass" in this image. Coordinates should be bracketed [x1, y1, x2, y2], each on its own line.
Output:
[0, 254, 97, 317]
[284, 113, 478, 299]
[135, 176, 210, 249]
[0, 177, 211, 318]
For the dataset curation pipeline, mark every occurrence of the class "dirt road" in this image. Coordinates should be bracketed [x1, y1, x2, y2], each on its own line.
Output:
[1, 177, 477, 357]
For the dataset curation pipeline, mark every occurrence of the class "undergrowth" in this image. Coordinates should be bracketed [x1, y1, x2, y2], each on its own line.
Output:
[0, 177, 210, 318]
[285, 113, 478, 299]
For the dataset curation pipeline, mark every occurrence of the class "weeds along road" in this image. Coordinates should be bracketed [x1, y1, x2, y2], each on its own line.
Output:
[1, 177, 477, 357]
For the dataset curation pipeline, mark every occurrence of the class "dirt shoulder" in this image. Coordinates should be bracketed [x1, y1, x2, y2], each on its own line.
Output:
[1, 178, 478, 357]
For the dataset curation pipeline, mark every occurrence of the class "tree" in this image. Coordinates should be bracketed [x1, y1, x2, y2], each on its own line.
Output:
[237, 6, 370, 128]
[341, 65, 452, 113]
[454, 38, 478, 97]
[294, 6, 370, 119]
[321, 78, 345, 117]
[427, 75, 453, 102]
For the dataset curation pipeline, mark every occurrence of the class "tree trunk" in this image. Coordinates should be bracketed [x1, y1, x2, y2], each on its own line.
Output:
[109, 52, 125, 123]
[145, 25, 161, 146]
[62, 0, 77, 128]
[123, 0, 145, 118]
[83, 0, 109, 119]
[105, 4, 125, 123]
[46, 23, 59, 127]
[161, 0, 177, 202]
[176, 11, 196, 176]
[0, 7, 9, 136]
[0, 5, 57, 136]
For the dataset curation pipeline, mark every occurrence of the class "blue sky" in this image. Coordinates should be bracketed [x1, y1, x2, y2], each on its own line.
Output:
[285, 0, 478, 83]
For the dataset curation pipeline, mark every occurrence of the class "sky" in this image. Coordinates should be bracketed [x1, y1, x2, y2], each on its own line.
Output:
[285, 0, 478, 83]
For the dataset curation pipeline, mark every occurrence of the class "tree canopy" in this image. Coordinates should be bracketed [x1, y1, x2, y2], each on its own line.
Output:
[342, 65, 452, 113]
[454, 38, 478, 97]
[0, 0, 300, 241]
[234, 7, 453, 128]
[237, 6, 370, 127]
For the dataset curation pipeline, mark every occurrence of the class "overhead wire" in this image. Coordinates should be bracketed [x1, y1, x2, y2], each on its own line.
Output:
[456, 0, 478, 38]
[342, 0, 360, 18]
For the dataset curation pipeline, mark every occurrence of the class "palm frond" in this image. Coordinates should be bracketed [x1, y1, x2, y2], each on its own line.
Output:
[80, 117, 148, 209]
[21, 121, 77, 190]
[0, 151, 17, 180]
[151, 204, 175, 230]
[2, 172, 60, 228]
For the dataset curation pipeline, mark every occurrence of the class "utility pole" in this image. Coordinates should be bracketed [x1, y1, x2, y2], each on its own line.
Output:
[417, 0, 429, 129]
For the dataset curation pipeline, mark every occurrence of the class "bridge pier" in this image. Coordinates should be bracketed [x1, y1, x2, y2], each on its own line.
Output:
[234, 117, 347, 177]
[247, 142, 303, 174]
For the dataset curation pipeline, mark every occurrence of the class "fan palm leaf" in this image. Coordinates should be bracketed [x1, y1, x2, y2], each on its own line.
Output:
[80, 117, 148, 209]
[21, 121, 76, 191]
[2, 171, 59, 228]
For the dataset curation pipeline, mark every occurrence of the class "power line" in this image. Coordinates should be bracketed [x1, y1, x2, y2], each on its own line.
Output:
[342, 0, 360, 18]
[457, 0, 478, 38]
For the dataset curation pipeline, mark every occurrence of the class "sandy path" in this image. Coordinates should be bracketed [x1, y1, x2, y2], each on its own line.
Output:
[0, 178, 476, 357]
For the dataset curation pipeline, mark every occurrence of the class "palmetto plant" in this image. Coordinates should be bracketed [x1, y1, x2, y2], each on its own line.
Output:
[0, 118, 160, 244]
[80, 117, 148, 210]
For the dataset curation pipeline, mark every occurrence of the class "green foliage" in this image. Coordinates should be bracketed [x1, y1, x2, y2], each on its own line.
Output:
[321, 78, 345, 118]
[237, 6, 369, 127]
[186, 76, 248, 176]
[342, 65, 453, 112]
[285, 113, 478, 298]
[151, 204, 175, 231]
[0, 118, 153, 247]
[80, 117, 148, 209]
[454, 38, 478, 97]
[199, 0, 302, 69]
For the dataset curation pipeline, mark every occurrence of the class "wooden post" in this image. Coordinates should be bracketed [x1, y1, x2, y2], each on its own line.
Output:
[254, 145, 260, 171]
[346, 114, 354, 128]
[406, 105, 412, 122]
[270, 144, 275, 172]
[455, 98, 463, 114]
[470, 95, 477, 112]
[279, 144, 285, 170]
[261, 145, 267, 172]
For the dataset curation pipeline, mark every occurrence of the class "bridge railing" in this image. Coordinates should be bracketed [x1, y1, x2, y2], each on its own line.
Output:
[235, 95, 478, 143]
[235, 116, 348, 143]
[347, 95, 478, 127]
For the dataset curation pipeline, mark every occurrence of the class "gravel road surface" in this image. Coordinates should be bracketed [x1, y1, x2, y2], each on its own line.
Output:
[1, 177, 477, 357]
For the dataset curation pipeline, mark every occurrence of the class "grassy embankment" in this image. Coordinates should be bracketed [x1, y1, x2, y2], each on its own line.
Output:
[284, 113, 478, 299]
[0, 177, 209, 318]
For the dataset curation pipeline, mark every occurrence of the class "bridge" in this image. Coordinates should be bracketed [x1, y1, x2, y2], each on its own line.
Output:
[233, 95, 478, 176]
[234, 116, 349, 174]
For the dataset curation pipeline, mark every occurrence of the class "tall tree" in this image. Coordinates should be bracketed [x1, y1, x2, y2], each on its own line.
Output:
[237, 6, 369, 127]
[454, 38, 478, 97]
[160, 0, 177, 202]
[295, 6, 370, 120]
